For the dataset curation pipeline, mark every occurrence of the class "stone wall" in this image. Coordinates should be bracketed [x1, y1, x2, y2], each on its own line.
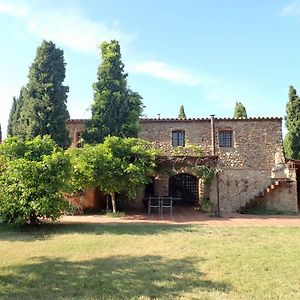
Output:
[265, 182, 298, 213]
[139, 119, 212, 155]
[154, 175, 169, 196]
[139, 117, 284, 169]
[65, 119, 87, 147]
[65, 117, 285, 170]
[65, 188, 107, 212]
[209, 169, 273, 212]
[208, 167, 298, 213]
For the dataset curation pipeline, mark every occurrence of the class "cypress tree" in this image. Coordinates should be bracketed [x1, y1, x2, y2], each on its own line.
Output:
[18, 40, 70, 147]
[284, 85, 300, 158]
[178, 105, 187, 119]
[7, 97, 17, 136]
[83, 40, 143, 144]
[233, 101, 247, 118]
[0, 124, 2, 143]
[13, 87, 26, 137]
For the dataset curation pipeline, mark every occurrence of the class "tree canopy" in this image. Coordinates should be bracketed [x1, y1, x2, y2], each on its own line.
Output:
[82, 40, 143, 144]
[69, 136, 156, 212]
[16, 40, 70, 147]
[284, 85, 300, 158]
[233, 101, 247, 118]
[0, 136, 71, 225]
[178, 105, 187, 119]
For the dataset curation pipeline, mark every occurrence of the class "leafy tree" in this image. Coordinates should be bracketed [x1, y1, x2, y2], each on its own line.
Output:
[284, 85, 300, 158]
[178, 105, 187, 119]
[17, 40, 70, 148]
[69, 136, 156, 213]
[0, 136, 71, 225]
[0, 124, 2, 143]
[233, 101, 247, 118]
[83, 40, 143, 144]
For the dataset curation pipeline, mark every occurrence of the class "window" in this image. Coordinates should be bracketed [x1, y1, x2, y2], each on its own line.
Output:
[218, 130, 233, 148]
[172, 130, 185, 147]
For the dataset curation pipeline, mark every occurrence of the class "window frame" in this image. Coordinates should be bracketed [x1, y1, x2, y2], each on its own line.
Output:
[218, 130, 234, 148]
[171, 130, 185, 147]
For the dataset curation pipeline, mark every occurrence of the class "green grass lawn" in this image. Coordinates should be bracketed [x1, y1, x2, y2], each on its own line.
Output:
[1, 223, 300, 299]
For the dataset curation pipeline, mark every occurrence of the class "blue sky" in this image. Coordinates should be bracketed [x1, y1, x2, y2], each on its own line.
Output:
[0, 0, 300, 138]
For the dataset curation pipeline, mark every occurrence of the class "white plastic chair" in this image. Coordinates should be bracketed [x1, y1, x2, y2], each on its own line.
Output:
[148, 196, 161, 215]
[161, 197, 173, 215]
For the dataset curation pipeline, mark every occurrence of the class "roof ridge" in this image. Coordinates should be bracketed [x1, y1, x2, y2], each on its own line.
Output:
[140, 117, 282, 121]
[66, 117, 283, 122]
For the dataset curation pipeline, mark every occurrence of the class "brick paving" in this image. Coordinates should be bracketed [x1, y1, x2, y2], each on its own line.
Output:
[59, 206, 300, 227]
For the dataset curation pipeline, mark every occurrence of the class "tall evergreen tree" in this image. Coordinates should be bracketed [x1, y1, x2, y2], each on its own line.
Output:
[13, 87, 26, 137]
[178, 105, 187, 119]
[284, 85, 300, 158]
[18, 40, 70, 147]
[83, 40, 143, 144]
[0, 124, 2, 143]
[7, 97, 17, 136]
[233, 101, 247, 118]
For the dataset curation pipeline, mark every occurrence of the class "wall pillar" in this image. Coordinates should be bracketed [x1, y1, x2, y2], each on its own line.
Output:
[198, 178, 205, 203]
[154, 175, 169, 196]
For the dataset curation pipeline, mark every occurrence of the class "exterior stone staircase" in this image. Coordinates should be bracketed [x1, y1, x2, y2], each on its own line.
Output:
[239, 178, 293, 213]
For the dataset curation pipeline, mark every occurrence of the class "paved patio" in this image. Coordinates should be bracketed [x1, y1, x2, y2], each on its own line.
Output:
[59, 206, 300, 227]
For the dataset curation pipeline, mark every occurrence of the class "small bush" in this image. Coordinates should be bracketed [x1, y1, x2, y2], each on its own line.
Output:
[201, 197, 212, 212]
[246, 206, 297, 215]
[105, 211, 126, 218]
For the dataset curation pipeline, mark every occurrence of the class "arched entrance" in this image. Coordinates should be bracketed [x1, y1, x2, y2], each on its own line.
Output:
[169, 173, 199, 205]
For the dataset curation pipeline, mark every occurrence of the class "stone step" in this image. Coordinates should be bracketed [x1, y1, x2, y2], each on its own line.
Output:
[238, 178, 292, 214]
[266, 186, 274, 193]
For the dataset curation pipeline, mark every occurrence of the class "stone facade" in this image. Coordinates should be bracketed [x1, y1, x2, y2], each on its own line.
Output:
[139, 117, 284, 169]
[139, 117, 298, 213]
[65, 117, 299, 213]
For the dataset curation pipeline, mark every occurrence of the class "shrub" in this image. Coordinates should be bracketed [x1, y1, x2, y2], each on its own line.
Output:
[0, 136, 71, 225]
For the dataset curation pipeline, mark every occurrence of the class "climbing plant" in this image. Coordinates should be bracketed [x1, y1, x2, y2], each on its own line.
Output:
[171, 144, 203, 156]
[192, 165, 215, 185]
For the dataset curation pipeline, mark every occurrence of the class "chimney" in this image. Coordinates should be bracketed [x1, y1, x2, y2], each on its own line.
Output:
[210, 115, 215, 155]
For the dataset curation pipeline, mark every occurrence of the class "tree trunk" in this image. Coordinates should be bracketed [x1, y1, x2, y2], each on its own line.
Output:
[29, 212, 38, 225]
[111, 192, 116, 213]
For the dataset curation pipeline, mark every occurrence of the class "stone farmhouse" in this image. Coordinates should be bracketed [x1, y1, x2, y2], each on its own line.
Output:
[66, 116, 299, 214]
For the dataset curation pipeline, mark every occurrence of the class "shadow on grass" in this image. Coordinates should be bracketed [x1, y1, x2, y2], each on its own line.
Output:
[0, 255, 230, 299]
[0, 222, 202, 242]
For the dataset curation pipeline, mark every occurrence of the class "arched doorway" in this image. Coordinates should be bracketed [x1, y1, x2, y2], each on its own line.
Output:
[169, 173, 199, 205]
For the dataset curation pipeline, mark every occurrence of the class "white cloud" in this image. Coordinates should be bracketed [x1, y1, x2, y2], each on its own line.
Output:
[0, 0, 134, 55]
[132, 60, 216, 87]
[27, 12, 134, 56]
[131, 59, 268, 116]
[0, 1, 28, 17]
[281, 2, 300, 16]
